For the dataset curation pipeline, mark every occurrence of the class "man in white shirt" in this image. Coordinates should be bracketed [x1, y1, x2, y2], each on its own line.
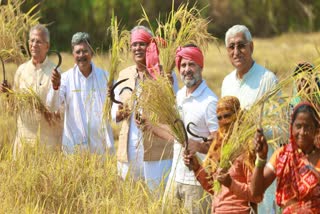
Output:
[221, 25, 278, 109]
[46, 32, 114, 155]
[0, 24, 63, 156]
[164, 45, 218, 214]
[221, 24, 278, 213]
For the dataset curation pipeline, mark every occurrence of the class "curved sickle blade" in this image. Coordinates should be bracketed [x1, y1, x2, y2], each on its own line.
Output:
[48, 50, 62, 70]
[119, 86, 133, 95]
[186, 122, 210, 142]
[174, 119, 188, 150]
[0, 56, 6, 84]
[110, 78, 132, 105]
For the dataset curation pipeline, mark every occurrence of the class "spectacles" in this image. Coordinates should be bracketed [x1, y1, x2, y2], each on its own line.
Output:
[28, 39, 47, 46]
[217, 113, 233, 121]
[227, 42, 249, 52]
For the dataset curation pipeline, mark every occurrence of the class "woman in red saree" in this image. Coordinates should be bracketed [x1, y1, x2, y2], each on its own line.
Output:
[251, 102, 320, 213]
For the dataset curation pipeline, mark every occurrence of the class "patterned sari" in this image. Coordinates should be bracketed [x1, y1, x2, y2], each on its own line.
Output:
[275, 102, 320, 213]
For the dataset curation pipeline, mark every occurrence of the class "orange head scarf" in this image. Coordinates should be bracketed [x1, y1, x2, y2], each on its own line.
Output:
[203, 96, 241, 173]
[175, 46, 204, 71]
[131, 29, 161, 79]
[216, 96, 241, 134]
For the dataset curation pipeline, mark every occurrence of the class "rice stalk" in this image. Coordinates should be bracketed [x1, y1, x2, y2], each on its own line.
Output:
[2, 87, 50, 118]
[0, 0, 40, 64]
[213, 63, 320, 191]
[290, 64, 320, 114]
[136, 75, 186, 145]
[139, 1, 216, 75]
[103, 12, 130, 122]
[213, 72, 298, 192]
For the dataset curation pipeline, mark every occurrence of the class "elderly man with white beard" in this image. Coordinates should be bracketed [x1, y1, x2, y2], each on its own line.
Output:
[164, 44, 218, 214]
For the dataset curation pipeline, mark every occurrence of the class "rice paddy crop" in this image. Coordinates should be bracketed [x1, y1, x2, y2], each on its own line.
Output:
[1, 0, 320, 213]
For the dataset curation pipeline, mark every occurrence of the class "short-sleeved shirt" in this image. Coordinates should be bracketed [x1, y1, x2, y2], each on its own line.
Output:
[221, 62, 278, 109]
[171, 80, 218, 185]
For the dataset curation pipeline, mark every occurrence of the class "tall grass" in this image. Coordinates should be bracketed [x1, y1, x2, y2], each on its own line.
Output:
[103, 13, 130, 122]
[0, 0, 39, 64]
[0, 138, 187, 213]
[140, 2, 216, 75]
[136, 75, 186, 145]
[213, 63, 320, 192]
[1, 0, 320, 211]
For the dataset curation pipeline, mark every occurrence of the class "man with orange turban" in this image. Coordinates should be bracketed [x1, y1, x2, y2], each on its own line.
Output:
[164, 44, 218, 213]
[112, 26, 179, 191]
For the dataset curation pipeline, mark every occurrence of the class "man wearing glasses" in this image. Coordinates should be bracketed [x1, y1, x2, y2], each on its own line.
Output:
[221, 25, 277, 110]
[0, 24, 63, 156]
[221, 25, 278, 213]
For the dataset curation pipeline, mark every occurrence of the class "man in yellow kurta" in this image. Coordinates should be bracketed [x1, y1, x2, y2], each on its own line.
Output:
[0, 24, 63, 155]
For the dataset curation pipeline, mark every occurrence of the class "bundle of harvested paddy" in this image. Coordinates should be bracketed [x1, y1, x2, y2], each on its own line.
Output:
[140, 2, 215, 75]
[135, 75, 186, 145]
[1, 88, 50, 121]
[213, 73, 294, 192]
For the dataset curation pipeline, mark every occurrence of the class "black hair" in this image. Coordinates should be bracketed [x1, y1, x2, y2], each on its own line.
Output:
[293, 62, 320, 90]
[293, 62, 314, 77]
[292, 104, 319, 128]
[183, 44, 198, 48]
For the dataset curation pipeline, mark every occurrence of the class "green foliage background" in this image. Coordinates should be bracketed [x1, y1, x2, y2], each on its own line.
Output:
[19, 0, 320, 51]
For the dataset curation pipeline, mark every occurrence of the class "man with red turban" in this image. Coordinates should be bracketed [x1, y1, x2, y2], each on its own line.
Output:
[112, 26, 179, 191]
[164, 44, 218, 213]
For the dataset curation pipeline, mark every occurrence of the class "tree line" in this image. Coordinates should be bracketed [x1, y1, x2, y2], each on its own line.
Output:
[20, 0, 320, 51]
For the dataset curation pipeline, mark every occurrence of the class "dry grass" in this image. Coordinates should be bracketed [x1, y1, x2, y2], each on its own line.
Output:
[0, 31, 320, 212]
[102, 13, 130, 122]
[140, 2, 215, 74]
[136, 75, 186, 145]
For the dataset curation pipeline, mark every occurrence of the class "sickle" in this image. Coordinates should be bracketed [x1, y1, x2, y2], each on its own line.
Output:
[110, 78, 132, 105]
[48, 50, 62, 70]
[0, 56, 7, 85]
[187, 122, 211, 142]
[174, 119, 188, 150]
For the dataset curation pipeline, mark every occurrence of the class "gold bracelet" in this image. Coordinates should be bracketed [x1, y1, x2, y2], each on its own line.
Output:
[255, 154, 267, 168]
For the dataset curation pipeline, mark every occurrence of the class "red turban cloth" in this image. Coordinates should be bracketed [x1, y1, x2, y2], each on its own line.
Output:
[175, 46, 204, 71]
[131, 29, 161, 79]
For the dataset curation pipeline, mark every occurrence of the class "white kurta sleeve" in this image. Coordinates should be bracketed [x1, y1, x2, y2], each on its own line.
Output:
[46, 73, 66, 112]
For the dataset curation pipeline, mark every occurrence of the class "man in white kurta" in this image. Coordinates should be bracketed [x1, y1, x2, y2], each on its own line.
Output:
[0, 25, 63, 155]
[221, 25, 278, 214]
[46, 32, 114, 155]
